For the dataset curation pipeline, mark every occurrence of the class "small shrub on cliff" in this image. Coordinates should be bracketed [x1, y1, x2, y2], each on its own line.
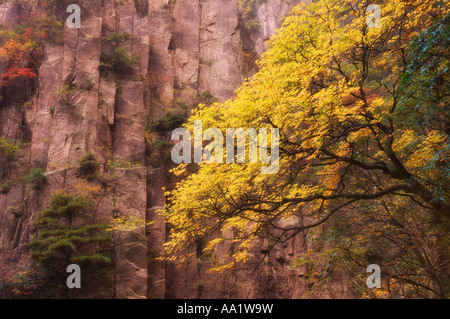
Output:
[100, 47, 140, 78]
[0, 179, 12, 193]
[238, 0, 267, 32]
[24, 168, 46, 190]
[57, 84, 74, 106]
[34, 15, 64, 44]
[78, 151, 99, 178]
[79, 77, 94, 91]
[146, 110, 187, 171]
[147, 110, 187, 137]
[0, 137, 19, 179]
[195, 91, 218, 107]
[244, 18, 261, 32]
[100, 31, 140, 78]
[102, 31, 137, 47]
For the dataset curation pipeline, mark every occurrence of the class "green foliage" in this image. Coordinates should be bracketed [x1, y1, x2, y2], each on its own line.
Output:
[146, 109, 187, 170]
[244, 18, 261, 32]
[34, 15, 64, 44]
[71, 254, 112, 266]
[109, 216, 151, 233]
[29, 191, 113, 269]
[195, 91, 218, 107]
[78, 77, 94, 91]
[0, 137, 28, 192]
[0, 137, 20, 178]
[396, 14, 450, 134]
[395, 15, 450, 205]
[0, 137, 18, 156]
[99, 47, 140, 78]
[147, 110, 187, 136]
[0, 179, 12, 193]
[238, 0, 268, 32]
[149, 139, 173, 150]
[100, 31, 140, 78]
[162, 0, 176, 10]
[102, 31, 137, 46]
[24, 168, 46, 190]
[57, 84, 74, 106]
[78, 151, 99, 178]
[106, 158, 133, 170]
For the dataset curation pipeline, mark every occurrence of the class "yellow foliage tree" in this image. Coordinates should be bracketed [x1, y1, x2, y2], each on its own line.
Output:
[163, 0, 449, 298]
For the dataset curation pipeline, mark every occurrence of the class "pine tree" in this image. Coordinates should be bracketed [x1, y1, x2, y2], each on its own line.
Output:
[29, 192, 113, 270]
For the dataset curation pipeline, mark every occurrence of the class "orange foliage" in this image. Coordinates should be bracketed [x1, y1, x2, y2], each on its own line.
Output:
[0, 26, 44, 87]
[1, 67, 37, 80]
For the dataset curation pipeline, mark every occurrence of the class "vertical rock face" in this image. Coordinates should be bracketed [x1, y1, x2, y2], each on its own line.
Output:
[0, 0, 351, 299]
[198, 0, 243, 101]
[254, 0, 310, 56]
[0, 2, 17, 27]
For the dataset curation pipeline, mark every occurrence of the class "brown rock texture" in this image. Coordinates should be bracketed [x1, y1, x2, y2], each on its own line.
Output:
[0, 0, 350, 299]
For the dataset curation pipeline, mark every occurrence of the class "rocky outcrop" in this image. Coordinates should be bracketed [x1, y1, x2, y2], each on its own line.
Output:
[0, 0, 350, 299]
